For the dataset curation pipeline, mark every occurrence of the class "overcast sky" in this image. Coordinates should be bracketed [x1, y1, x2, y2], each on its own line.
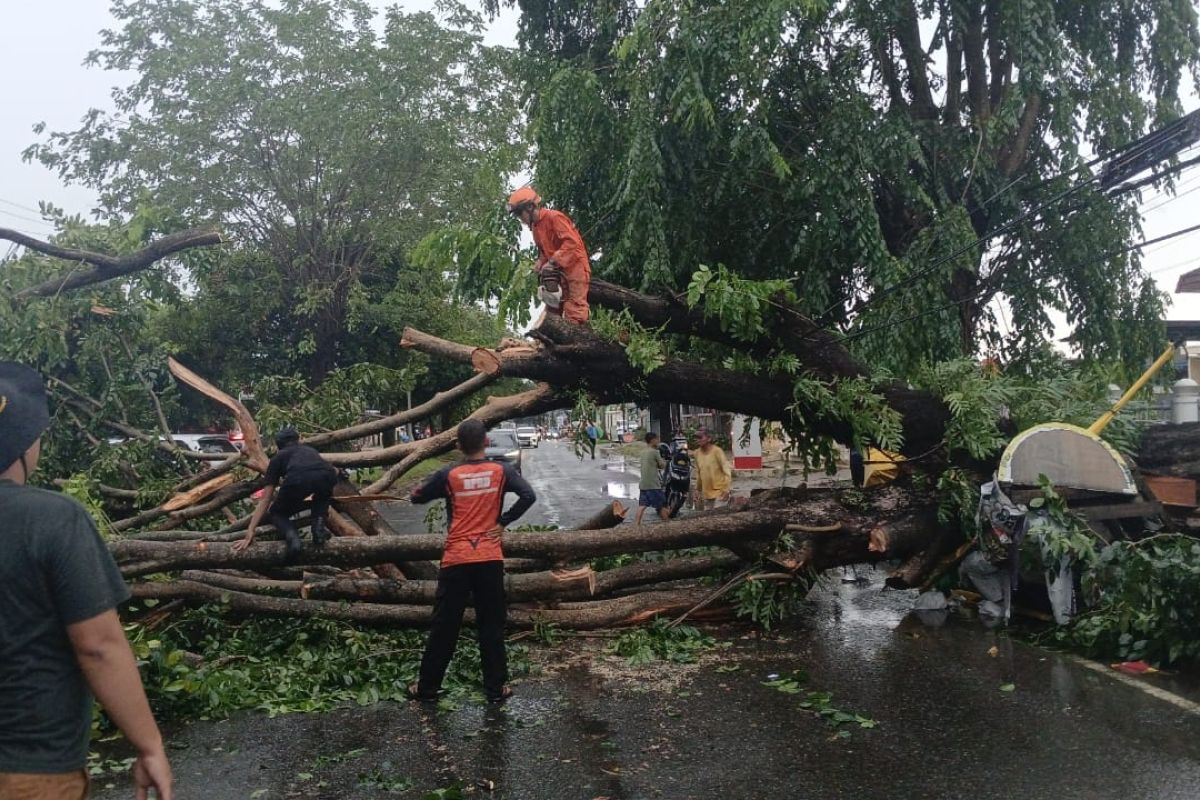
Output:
[2, 2, 1199, 322]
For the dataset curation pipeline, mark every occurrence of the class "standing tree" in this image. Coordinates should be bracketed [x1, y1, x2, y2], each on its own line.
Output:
[26, 0, 525, 383]
[478, 0, 1198, 376]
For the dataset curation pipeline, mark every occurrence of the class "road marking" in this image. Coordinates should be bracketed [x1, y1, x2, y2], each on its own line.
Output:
[1064, 654, 1200, 716]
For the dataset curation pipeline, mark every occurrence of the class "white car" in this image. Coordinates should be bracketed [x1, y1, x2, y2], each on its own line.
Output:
[515, 426, 540, 448]
[171, 433, 239, 454]
[107, 433, 239, 454]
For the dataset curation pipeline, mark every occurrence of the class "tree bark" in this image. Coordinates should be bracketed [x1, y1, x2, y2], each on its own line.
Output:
[574, 501, 627, 531]
[304, 372, 496, 449]
[4, 226, 224, 298]
[175, 553, 738, 604]
[113, 483, 946, 578]
[128, 580, 716, 630]
[586, 279, 868, 379]
[1136, 424, 1200, 479]
[894, 0, 937, 120]
[360, 384, 568, 491]
[112, 508, 787, 576]
[402, 318, 951, 458]
[168, 356, 269, 471]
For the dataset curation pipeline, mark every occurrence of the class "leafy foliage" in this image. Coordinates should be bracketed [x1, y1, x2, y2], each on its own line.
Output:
[1026, 483, 1200, 667]
[590, 307, 668, 374]
[608, 618, 716, 665]
[915, 357, 1148, 466]
[1054, 536, 1200, 666]
[484, 0, 1196, 375]
[915, 360, 1014, 460]
[1027, 478, 1102, 570]
[763, 671, 878, 733]
[252, 363, 422, 439]
[27, 0, 523, 383]
[732, 577, 809, 631]
[686, 265, 795, 344]
[119, 605, 530, 722]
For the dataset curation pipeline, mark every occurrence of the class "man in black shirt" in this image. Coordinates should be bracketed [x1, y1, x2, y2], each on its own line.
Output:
[0, 362, 172, 798]
[233, 426, 339, 558]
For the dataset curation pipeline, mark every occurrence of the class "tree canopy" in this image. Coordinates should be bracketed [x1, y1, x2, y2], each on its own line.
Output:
[473, 0, 1199, 377]
[26, 0, 524, 383]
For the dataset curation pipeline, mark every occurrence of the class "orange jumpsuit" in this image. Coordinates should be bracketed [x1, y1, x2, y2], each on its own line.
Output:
[531, 209, 591, 323]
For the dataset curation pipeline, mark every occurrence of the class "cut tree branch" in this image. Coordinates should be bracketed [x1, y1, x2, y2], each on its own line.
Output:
[127, 581, 717, 630]
[304, 371, 496, 448]
[402, 318, 951, 458]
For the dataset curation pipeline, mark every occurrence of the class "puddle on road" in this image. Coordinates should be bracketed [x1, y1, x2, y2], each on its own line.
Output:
[605, 481, 641, 499]
[601, 458, 629, 473]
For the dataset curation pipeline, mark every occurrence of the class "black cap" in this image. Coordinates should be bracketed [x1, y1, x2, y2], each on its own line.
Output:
[275, 426, 300, 448]
[0, 362, 50, 471]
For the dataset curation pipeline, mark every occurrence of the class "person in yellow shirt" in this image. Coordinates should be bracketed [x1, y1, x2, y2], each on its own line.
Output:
[694, 428, 732, 509]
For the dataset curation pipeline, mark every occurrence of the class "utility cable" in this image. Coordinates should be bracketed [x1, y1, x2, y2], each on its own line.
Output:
[837, 220, 1200, 345]
[0, 207, 55, 230]
[821, 113, 1200, 323]
[0, 198, 46, 216]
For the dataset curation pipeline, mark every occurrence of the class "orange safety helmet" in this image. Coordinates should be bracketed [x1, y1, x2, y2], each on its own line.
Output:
[506, 186, 542, 213]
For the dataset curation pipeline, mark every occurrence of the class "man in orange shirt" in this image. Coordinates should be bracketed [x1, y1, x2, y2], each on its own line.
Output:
[407, 419, 536, 703]
[507, 186, 592, 323]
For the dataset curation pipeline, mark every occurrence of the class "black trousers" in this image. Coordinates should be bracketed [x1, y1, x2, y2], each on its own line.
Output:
[585, 436, 597, 459]
[417, 561, 507, 699]
[268, 470, 338, 533]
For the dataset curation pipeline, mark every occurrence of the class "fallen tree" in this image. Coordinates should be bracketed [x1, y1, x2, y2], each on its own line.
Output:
[8, 226, 1192, 629]
[92, 288, 1200, 626]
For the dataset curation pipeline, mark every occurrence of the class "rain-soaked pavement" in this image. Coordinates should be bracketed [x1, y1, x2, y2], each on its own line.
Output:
[94, 442, 1200, 799]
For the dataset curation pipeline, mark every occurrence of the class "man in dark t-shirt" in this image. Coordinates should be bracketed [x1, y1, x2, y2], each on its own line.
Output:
[407, 419, 536, 703]
[0, 362, 172, 799]
[234, 426, 339, 558]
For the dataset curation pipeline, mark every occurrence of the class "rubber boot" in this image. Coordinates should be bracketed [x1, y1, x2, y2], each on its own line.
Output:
[312, 515, 329, 547]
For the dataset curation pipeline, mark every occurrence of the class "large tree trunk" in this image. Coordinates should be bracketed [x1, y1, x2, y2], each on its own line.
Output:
[113, 483, 943, 577]
[1137, 423, 1200, 479]
[401, 317, 951, 457]
[128, 580, 720, 630]
[176, 553, 739, 604]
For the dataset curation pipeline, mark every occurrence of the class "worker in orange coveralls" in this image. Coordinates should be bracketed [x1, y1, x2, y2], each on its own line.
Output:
[506, 186, 592, 323]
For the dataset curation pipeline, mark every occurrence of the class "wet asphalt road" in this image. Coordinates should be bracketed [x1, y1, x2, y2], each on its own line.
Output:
[378, 439, 647, 533]
[93, 442, 1200, 799]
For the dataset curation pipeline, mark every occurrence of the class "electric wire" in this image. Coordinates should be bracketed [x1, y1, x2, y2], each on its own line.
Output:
[0, 197, 45, 216]
[0, 206, 55, 230]
[820, 114, 1200, 323]
[838, 220, 1200, 345]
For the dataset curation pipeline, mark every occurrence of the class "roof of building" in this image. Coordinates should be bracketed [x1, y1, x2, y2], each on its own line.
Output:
[1167, 320, 1200, 342]
[1177, 267, 1200, 293]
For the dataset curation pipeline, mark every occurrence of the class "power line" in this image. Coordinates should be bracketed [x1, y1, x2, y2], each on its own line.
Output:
[0, 207, 55, 231]
[838, 220, 1200, 344]
[1141, 174, 1200, 215]
[0, 198, 45, 216]
[1148, 254, 1200, 277]
[821, 112, 1200, 324]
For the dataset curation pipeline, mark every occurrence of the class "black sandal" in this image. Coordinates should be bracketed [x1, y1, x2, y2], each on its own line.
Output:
[486, 686, 513, 704]
[406, 682, 437, 702]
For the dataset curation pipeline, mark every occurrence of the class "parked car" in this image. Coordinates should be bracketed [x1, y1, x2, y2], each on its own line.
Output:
[485, 429, 523, 473]
[171, 433, 239, 454]
[545, 428, 561, 440]
[516, 426, 540, 448]
[106, 433, 238, 455]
